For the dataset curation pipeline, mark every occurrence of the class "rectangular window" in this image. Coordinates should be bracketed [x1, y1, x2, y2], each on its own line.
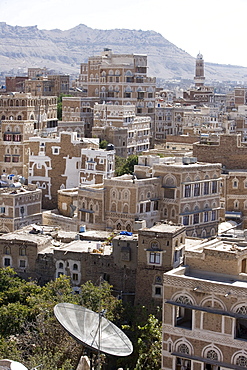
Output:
[4, 156, 11, 162]
[72, 273, 78, 281]
[153, 200, 159, 211]
[184, 184, 191, 198]
[212, 210, 216, 221]
[140, 203, 144, 213]
[183, 215, 189, 226]
[88, 163, 94, 170]
[194, 183, 200, 196]
[146, 202, 151, 212]
[149, 252, 161, 265]
[204, 211, 209, 222]
[155, 286, 162, 296]
[236, 318, 247, 340]
[204, 182, 209, 195]
[0, 207, 5, 213]
[212, 180, 217, 194]
[175, 306, 192, 330]
[52, 147, 60, 155]
[12, 156, 19, 163]
[19, 260, 26, 268]
[4, 258, 10, 267]
[4, 134, 12, 141]
[193, 213, 199, 224]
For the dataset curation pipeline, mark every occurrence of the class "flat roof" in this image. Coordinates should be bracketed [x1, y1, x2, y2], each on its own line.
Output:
[142, 223, 184, 233]
[53, 240, 112, 255]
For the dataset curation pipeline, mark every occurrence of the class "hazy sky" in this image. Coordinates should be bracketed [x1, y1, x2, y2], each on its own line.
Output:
[1, 0, 246, 67]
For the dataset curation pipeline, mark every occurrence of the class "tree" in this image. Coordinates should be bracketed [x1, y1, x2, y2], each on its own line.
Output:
[0, 272, 124, 370]
[57, 94, 72, 121]
[134, 314, 162, 370]
[115, 155, 138, 176]
[99, 139, 108, 149]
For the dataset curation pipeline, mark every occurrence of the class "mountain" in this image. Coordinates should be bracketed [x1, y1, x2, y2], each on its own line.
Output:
[0, 22, 247, 82]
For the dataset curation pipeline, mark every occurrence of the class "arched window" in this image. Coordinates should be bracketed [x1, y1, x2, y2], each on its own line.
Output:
[19, 247, 26, 256]
[58, 262, 64, 269]
[4, 246, 11, 255]
[73, 263, 78, 270]
[177, 343, 189, 355]
[175, 295, 193, 329]
[236, 355, 247, 367]
[206, 350, 218, 361]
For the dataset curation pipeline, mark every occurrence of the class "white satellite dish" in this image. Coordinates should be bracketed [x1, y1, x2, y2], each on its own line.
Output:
[0, 360, 28, 370]
[54, 303, 133, 357]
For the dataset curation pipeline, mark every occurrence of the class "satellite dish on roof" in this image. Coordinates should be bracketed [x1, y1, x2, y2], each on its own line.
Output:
[0, 359, 28, 370]
[54, 303, 133, 357]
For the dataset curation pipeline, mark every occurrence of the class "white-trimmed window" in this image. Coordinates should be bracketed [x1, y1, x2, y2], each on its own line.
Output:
[148, 252, 161, 265]
[52, 146, 60, 155]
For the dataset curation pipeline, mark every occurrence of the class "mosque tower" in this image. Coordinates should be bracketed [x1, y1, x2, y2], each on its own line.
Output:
[194, 52, 205, 87]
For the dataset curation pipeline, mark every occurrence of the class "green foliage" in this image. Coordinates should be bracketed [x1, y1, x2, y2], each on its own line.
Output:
[115, 155, 138, 176]
[57, 94, 72, 121]
[116, 305, 162, 370]
[99, 139, 108, 149]
[134, 314, 162, 370]
[0, 269, 162, 370]
[57, 102, 62, 121]
[78, 280, 122, 322]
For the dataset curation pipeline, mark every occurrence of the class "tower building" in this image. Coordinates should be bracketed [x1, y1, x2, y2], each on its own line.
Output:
[194, 53, 205, 87]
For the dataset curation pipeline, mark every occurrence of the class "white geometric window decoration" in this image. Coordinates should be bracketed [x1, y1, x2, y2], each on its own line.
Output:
[175, 295, 193, 306]
[236, 355, 247, 367]
[236, 306, 247, 315]
[177, 343, 189, 354]
[206, 350, 218, 361]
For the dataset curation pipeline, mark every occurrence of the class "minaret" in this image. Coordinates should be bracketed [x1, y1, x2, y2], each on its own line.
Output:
[194, 52, 205, 87]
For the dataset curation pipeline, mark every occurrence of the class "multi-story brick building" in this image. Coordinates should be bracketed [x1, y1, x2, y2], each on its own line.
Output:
[25, 74, 70, 97]
[193, 134, 247, 170]
[135, 223, 186, 309]
[80, 146, 115, 185]
[92, 104, 150, 157]
[80, 48, 156, 138]
[62, 96, 99, 137]
[26, 132, 84, 209]
[0, 181, 42, 233]
[0, 93, 57, 131]
[0, 119, 34, 176]
[136, 155, 222, 238]
[78, 173, 161, 232]
[162, 236, 247, 370]
[5, 76, 28, 93]
[77, 155, 221, 237]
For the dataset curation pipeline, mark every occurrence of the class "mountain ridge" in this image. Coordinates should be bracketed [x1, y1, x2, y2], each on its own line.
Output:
[0, 22, 247, 82]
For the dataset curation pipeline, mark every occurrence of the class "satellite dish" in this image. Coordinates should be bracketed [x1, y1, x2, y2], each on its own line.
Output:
[0, 360, 28, 370]
[54, 303, 133, 357]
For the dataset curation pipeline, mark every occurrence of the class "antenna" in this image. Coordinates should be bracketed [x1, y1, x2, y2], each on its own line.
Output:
[54, 303, 133, 368]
